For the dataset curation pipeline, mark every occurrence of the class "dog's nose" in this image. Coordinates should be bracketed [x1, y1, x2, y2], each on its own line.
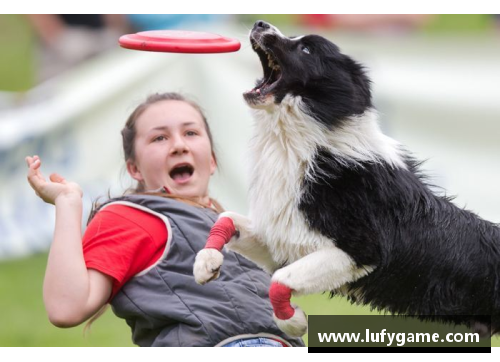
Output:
[253, 20, 271, 31]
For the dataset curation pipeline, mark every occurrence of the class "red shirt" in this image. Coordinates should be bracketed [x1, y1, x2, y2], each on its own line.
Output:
[82, 204, 168, 299]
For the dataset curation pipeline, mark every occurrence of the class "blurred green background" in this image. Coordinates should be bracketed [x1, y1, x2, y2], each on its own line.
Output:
[0, 15, 36, 91]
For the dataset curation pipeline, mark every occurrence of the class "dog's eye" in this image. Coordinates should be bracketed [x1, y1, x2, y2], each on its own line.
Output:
[302, 46, 311, 55]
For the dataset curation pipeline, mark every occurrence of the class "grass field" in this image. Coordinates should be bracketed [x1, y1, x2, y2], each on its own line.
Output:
[1, 252, 498, 347]
[0, 15, 36, 91]
[0, 253, 133, 347]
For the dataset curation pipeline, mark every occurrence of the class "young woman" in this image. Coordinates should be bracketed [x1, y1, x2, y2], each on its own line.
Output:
[25, 92, 304, 347]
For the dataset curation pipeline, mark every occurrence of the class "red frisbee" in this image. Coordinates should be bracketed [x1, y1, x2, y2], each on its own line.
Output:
[119, 30, 241, 54]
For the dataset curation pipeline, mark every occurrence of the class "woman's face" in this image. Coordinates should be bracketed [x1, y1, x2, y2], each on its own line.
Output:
[127, 100, 216, 202]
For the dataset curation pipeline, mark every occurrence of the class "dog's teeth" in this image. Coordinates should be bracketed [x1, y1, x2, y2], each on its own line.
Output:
[266, 55, 279, 70]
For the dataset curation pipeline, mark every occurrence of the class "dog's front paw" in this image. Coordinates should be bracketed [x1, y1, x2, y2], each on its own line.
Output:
[193, 249, 224, 285]
[273, 304, 308, 337]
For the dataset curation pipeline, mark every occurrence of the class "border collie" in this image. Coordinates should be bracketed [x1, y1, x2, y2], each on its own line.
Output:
[194, 20, 500, 337]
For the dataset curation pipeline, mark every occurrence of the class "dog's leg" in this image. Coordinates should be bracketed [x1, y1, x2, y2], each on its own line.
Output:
[223, 212, 280, 274]
[193, 212, 279, 284]
[269, 247, 373, 337]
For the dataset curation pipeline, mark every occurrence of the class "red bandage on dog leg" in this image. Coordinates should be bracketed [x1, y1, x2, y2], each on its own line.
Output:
[205, 217, 236, 251]
[269, 282, 295, 320]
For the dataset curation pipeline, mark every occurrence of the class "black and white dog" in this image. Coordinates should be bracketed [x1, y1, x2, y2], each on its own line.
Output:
[194, 21, 500, 337]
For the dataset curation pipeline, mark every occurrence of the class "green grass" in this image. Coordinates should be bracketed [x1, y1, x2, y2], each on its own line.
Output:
[0, 15, 36, 91]
[0, 253, 134, 347]
[1, 253, 498, 347]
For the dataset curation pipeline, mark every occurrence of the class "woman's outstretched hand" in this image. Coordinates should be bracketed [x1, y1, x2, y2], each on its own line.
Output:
[26, 155, 82, 205]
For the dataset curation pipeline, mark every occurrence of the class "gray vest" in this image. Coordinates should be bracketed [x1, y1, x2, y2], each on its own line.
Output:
[103, 195, 305, 347]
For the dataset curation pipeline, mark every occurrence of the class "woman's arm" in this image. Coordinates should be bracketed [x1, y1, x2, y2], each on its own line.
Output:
[26, 155, 112, 327]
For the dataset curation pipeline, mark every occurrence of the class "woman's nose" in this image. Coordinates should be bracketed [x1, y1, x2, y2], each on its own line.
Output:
[170, 135, 189, 155]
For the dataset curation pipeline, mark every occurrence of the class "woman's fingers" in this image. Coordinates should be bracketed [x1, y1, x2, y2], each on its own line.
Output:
[32, 158, 41, 170]
[26, 156, 41, 170]
[26, 155, 46, 188]
[49, 173, 66, 184]
[25, 155, 81, 204]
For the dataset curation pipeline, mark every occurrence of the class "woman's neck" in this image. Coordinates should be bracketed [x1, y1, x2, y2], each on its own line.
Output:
[197, 195, 212, 207]
[142, 185, 212, 208]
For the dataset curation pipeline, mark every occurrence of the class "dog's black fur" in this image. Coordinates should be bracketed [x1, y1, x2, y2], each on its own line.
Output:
[246, 21, 500, 334]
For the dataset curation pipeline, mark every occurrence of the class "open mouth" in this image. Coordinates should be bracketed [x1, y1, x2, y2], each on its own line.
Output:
[169, 163, 194, 184]
[246, 38, 282, 98]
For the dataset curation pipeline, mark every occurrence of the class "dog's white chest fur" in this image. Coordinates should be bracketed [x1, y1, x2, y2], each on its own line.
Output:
[247, 96, 333, 264]
[246, 96, 406, 265]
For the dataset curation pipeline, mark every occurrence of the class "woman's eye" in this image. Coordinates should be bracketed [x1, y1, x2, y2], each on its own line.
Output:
[186, 131, 197, 136]
[153, 135, 167, 142]
[302, 46, 310, 55]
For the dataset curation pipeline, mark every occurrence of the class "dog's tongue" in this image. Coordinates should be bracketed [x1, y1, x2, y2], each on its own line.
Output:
[173, 172, 191, 182]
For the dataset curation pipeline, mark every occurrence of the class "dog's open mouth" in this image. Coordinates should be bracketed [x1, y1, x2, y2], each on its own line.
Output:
[169, 164, 194, 184]
[245, 39, 282, 99]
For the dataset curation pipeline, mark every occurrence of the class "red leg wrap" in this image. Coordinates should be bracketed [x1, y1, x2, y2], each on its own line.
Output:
[205, 217, 236, 251]
[269, 282, 295, 320]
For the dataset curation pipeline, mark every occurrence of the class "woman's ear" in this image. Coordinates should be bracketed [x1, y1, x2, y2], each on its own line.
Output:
[210, 152, 217, 175]
[126, 160, 144, 182]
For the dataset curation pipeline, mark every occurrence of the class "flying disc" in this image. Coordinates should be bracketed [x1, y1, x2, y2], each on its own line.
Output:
[119, 30, 241, 53]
